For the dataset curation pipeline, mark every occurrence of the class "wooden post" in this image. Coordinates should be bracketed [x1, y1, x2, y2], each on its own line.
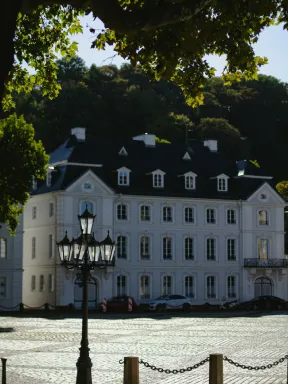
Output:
[1, 357, 7, 384]
[209, 354, 223, 384]
[123, 357, 139, 384]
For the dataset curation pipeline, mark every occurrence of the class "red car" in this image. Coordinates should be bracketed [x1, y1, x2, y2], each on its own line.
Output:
[98, 296, 138, 312]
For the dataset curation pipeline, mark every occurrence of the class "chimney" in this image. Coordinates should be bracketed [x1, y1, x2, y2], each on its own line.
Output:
[71, 127, 86, 142]
[203, 139, 218, 152]
[133, 133, 156, 147]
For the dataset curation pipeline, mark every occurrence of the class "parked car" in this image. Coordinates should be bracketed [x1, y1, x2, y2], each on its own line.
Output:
[220, 300, 239, 310]
[98, 296, 138, 312]
[234, 296, 286, 311]
[149, 294, 193, 312]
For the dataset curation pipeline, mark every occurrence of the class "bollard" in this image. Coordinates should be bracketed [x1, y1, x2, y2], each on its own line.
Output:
[1, 357, 7, 384]
[19, 303, 24, 312]
[209, 354, 223, 384]
[128, 297, 133, 312]
[102, 298, 107, 313]
[123, 357, 139, 384]
[44, 303, 49, 311]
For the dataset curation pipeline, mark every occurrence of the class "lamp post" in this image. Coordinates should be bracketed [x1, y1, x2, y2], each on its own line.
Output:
[56, 205, 116, 384]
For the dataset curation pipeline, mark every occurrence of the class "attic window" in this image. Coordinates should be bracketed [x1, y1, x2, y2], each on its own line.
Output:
[183, 171, 197, 190]
[119, 147, 128, 156]
[183, 152, 191, 160]
[217, 177, 228, 192]
[84, 183, 92, 190]
[152, 170, 165, 188]
[117, 167, 131, 186]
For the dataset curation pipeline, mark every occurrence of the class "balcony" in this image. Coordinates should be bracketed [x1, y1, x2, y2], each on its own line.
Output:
[244, 258, 288, 268]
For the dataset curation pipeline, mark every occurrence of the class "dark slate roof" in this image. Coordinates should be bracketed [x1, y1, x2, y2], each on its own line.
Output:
[33, 134, 277, 200]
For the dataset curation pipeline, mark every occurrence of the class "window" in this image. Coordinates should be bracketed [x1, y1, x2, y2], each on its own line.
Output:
[140, 236, 150, 260]
[140, 205, 151, 221]
[117, 204, 127, 220]
[258, 239, 269, 260]
[49, 202, 54, 217]
[206, 238, 216, 260]
[48, 274, 54, 292]
[207, 276, 216, 299]
[46, 171, 52, 187]
[40, 275, 45, 291]
[163, 206, 173, 222]
[227, 238, 236, 261]
[0, 238, 7, 259]
[32, 206, 37, 220]
[84, 183, 92, 190]
[0, 277, 7, 298]
[162, 275, 173, 295]
[81, 202, 93, 214]
[184, 237, 194, 260]
[140, 276, 151, 300]
[32, 237, 36, 259]
[206, 208, 216, 224]
[31, 275, 36, 292]
[116, 275, 127, 296]
[153, 173, 164, 188]
[184, 207, 194, 223]
[118, 171, 129, 186]
[258, 210, 269, 225]
[227, 209, 236, 224]
[163, 237, 172, 260]
[49, 234, 54, 258]
[218, 178, 227, 191]
[227, 276, 237, 299]
[185, 175, 195, 190]
[117, 236, 127, 259]
[185, 276, 194, 298]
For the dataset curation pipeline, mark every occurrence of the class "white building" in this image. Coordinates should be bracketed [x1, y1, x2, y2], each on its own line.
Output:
[17, 128, 288, 308]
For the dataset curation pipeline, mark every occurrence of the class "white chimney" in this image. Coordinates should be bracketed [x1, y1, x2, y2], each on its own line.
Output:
[133, 133, 156, 147]
[71, 127, 86, 142]
[203, 139, 218, 152]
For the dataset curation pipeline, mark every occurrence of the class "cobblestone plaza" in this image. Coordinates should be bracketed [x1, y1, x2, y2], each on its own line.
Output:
[0, 313, 287, 383]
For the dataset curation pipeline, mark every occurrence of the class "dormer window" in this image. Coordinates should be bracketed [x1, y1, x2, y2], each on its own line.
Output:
[117, 167, 131, 186]
[183, 172, 197, 190]
[216, 174, 229, 192]
[151, 169, 165, 188]
[183, 152, 191, 160]
[118, 146, 128, 156]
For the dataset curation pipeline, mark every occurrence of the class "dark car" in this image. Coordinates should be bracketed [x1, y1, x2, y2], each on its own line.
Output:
[235, 296, 286, 311]
[98, 296, 138, 312]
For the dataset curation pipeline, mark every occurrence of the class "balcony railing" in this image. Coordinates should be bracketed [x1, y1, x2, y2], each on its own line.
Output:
[244, 258, 288, 268]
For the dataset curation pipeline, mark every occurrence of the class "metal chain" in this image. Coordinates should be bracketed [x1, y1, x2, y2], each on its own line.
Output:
[224, 355, 288, 371]
[119, 357, 210, 374]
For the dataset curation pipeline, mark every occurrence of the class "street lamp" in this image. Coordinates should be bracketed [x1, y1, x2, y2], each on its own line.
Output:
[56, 205, 116, 384]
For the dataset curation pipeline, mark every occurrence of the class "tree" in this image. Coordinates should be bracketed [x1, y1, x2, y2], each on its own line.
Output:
[2, 1, 288, 109]
[0, 114, 48, 233]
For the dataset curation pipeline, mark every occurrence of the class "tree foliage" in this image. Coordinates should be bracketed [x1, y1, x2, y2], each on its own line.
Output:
[2, 0, 288, 108]
[0, 114, 48, 233]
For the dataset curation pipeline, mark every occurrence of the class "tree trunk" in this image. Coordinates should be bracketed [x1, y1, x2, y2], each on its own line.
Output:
[0, 0, 21, 109]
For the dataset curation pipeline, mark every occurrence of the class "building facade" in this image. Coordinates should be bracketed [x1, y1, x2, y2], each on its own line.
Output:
[19, 128, 287, 308]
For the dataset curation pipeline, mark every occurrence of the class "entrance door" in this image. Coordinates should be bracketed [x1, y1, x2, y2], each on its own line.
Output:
[74, 276, 98, 309]
[254, 277, 272, 297]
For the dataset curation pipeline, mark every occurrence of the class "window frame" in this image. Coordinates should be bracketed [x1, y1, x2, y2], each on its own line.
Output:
[79, 201, 94, 215]
[117, 168, 131, 186]
[139, 274, 152, 300]
[116, 274, 128, 296]
[257, 238, 270, 260]
[31, 237, 36, 259]
[162, 205, 173, 223]
[258, 209, 269, 226]
[162, 236, 173, 260]
[184, 237, 195, 260]
[0, 238, 7, 259]
[116, 235, 128, 259]
[206, 275, 217, 300]
[116, 203, 128, 221]
[32, 206, 37, 220]
[139, 235, 151, 261]
[184, 275, 195, 298]
[162, 275, 174, 296]
[48, 234, 54, 259]
[226, 208, 237, 225]
[40, 275, 45, 292]
[226, 238, 237, 261]
[184, 206, 195, 224]
[31, 275, 36, 292]
[152, 170, 165, 188]
[206, 208, 217, 225]
[227, 275, 237, 299]
[139, 204, 152, 222]
[206, 237, 217, 261]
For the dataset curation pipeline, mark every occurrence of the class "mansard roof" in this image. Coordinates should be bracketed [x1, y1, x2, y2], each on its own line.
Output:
[33, 134, 277, 200]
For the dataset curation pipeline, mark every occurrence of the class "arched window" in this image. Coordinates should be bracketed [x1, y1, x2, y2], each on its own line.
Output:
[184, 207, 194, 223]
[258, 210, 268, 225]
[206, 238, 216, 260]
[140, 205, 151, 221]
[206, 276, 216, 299]
[117, 236, 127, 259]
[227, 276, 237, 299]
[140, 236, 150, 260]
[206, 208, 216, 224]
[140, 275, 151, 300]
[163, 206, 173, 222]
[162, 275, 173, 295]
[116, 275, 127, 296]
[185, 276, 194, 298]
[163, 237, 172, 260]
[227, 209, 236, 224]
[184, 237, 194, 260]
[254, 277, 272, 297]
[117, 204, 127, 220]
[81, 202, 93, 214]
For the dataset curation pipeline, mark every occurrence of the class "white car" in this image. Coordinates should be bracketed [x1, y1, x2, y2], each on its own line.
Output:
[149, 294, 193, 312]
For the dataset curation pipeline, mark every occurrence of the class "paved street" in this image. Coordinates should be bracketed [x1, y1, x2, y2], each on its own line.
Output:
[0, 312, 287, 383]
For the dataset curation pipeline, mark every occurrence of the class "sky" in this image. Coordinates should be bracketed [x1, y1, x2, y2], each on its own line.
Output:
[73, 14, 288, 82]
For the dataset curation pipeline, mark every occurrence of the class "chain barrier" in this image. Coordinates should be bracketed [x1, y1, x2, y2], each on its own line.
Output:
[224, 354, 288, 371]
[119, 357, 210, 374]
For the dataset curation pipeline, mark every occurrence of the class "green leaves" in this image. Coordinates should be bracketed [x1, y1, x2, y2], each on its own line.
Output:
[0, 114, 48, 233]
